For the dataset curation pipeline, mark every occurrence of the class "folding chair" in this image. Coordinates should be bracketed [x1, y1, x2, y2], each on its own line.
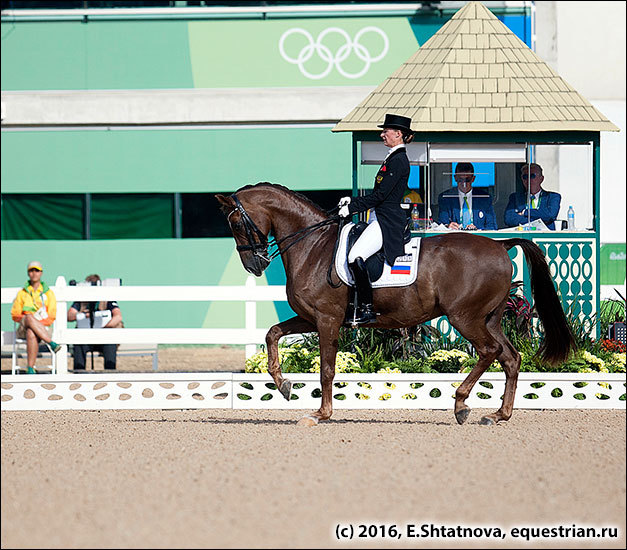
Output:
[11, 322, 57, 375]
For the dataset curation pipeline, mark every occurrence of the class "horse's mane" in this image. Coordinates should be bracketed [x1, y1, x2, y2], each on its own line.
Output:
[237, 182, 328, 217]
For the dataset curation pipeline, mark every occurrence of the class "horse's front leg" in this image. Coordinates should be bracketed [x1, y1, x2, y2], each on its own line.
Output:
[298, 321, 341, 426]
[265, 316, 315, 400]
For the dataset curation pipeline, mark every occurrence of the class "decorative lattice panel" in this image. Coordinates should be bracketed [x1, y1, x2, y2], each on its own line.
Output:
[3, 373, 623, 412]
[535, 237, 597, 322]
[232, 373, 626, 410]
[1, 373, 232, 411]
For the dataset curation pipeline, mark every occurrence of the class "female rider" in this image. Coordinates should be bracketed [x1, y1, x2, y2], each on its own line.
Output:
[338, 113, 414, 325]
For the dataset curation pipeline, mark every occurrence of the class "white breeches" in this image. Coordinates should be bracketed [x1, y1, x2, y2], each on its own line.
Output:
[348, 218, 383, 263]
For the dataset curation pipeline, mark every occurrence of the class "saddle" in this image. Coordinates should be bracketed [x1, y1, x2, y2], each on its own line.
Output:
[346, 221, 412, 283]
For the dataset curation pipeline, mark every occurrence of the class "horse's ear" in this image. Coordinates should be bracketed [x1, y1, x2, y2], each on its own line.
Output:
[215, 194, 235, 215]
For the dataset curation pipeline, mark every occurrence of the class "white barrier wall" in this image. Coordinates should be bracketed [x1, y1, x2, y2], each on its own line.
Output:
[1, 373, 624, 412]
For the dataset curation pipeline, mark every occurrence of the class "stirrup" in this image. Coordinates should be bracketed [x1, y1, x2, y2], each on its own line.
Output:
[348, 305, 377, 327]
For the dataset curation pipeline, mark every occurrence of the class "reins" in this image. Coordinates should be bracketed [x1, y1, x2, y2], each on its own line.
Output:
[229, 194, 344, 286]
[268, 214, 340, 260]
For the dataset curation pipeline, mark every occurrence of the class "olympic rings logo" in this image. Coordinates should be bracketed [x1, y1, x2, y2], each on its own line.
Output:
[278, 27, 389, 80]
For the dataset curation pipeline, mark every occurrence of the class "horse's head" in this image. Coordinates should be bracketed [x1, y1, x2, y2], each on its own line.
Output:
[216, 192, 272, 277]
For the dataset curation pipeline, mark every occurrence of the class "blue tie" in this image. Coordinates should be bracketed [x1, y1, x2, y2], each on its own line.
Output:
[462, 197, 471, 228]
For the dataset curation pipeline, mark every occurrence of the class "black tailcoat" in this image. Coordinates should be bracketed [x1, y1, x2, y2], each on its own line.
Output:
[348, 147, 410, 264]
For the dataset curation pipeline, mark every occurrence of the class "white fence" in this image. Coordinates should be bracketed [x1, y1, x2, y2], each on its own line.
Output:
[2, 278, 625, 413]
[1, 372, 625, 411]
[1, 275, 287, 374]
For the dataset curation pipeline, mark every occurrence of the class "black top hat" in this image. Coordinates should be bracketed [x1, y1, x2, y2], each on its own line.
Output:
[378, 113, 413, 133]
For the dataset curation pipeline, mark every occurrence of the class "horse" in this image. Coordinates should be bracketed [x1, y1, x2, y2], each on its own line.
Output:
[217, 183, 576, 426]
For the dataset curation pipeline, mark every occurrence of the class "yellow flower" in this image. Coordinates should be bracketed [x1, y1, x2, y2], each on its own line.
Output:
[377, 366, 402, 374]
[309, 351, 360, 373]
[606, 353, 626, 372]
[402, 393, 417, 400]
[582, 351, 605, 370]
[378, 393, 392, 401]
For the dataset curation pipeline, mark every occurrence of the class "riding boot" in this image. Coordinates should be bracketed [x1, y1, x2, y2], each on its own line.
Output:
[347, 257, 377, 326]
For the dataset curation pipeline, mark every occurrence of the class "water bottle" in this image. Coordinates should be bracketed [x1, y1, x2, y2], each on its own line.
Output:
[567, 206, 575, 230]
[411, 205, 420, 230]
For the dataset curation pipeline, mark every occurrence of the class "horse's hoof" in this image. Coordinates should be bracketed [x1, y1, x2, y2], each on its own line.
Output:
[297, 416, 319, 427]
[455, 408, 471, 425]
[279, 379, 292, 401]
[479, 416, 496, 425]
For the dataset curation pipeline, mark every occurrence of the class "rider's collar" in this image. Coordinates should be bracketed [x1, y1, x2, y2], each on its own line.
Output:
[385, 144, 405, 160]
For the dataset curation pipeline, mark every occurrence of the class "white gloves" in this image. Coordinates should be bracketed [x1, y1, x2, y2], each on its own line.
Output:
[338, 196, 351, 218]
[338, 197, 351, 207]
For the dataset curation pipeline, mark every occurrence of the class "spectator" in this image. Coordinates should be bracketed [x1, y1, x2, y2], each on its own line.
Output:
[504, 163, 561, 230]
[437, 162, 497, 230]
[67, 274, 123, 371]
[10, 261, 60, 374]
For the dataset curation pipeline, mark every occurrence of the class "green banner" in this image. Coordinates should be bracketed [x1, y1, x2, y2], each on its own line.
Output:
[600, 244, 626, 285]
[188, 17, 418, 87]
[0, 21, 193, 90]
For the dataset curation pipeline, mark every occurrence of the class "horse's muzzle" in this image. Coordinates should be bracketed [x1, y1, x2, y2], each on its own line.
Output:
[245, 252, 271, 276]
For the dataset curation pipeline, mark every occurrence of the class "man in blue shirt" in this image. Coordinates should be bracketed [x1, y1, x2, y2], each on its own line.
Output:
[504, 163, 561, 230]
[437, 162, 497, 230]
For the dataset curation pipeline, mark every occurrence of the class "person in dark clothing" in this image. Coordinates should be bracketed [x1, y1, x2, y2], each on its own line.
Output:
[67, 274, 123, 370]
[504, 163, 561, 230]
[338, 113, 413, 325]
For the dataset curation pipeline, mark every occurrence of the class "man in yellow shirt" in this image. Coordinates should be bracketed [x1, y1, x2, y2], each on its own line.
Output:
[10, 261, 60, 373]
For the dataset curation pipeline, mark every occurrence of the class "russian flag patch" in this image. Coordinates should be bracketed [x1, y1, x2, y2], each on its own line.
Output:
[391, 265, 411, 275]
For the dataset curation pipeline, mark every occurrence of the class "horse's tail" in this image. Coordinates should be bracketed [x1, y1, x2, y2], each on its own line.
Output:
[501, 238, 577, 366]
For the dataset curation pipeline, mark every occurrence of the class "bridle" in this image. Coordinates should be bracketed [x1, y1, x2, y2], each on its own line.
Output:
[228, 195, 270, 256]
[227, 193, 341, 268]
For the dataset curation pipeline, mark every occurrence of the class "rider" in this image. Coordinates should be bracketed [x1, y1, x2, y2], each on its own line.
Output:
[338, 113, 413, 325]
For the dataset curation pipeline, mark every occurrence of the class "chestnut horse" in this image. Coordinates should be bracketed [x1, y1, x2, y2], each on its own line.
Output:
[217, 183, 575, 426]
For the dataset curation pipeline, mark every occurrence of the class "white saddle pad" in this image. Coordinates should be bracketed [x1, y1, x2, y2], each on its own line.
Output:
[334, 222, 421, 288]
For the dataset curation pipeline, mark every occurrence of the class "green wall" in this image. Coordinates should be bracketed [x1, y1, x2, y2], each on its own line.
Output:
[1, 127, 352, 194]
[1, 21, 194, 90]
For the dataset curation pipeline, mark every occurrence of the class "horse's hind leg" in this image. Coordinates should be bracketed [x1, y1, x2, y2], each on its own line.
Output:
[265, 316, 315, 401]
[448, 317, 503, 425]
[479, 312, 521, 425]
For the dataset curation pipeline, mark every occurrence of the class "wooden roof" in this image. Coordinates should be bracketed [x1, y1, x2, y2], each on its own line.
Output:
[333, 1, 619, 133]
